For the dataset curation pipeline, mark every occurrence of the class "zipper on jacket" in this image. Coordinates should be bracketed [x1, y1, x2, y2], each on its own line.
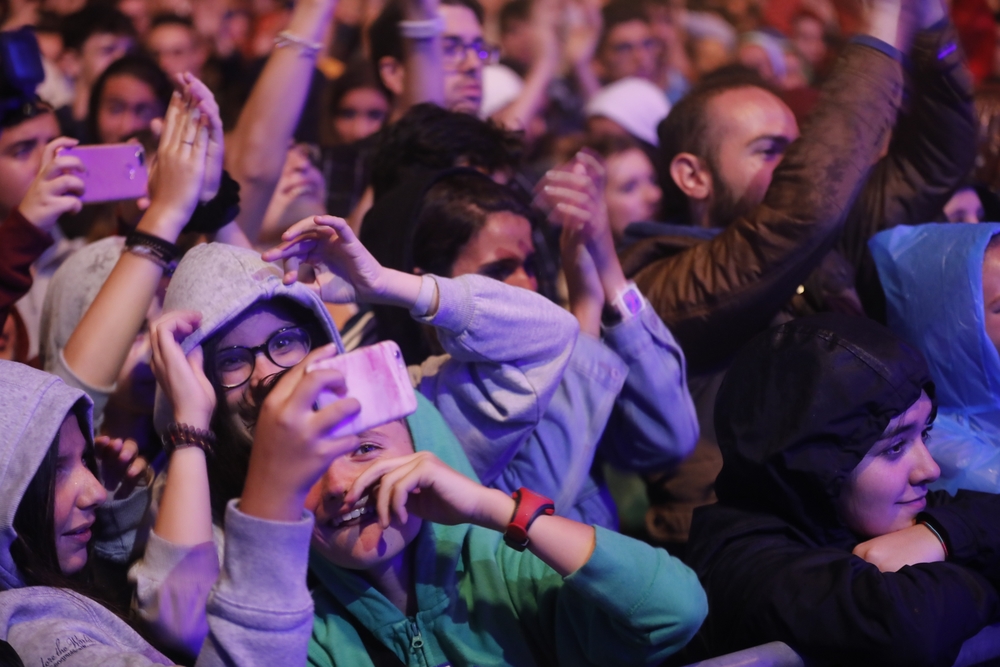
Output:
[409, 618, 426, 662]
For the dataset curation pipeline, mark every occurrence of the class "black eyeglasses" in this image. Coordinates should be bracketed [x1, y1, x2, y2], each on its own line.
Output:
[442, 37, 499, 68]
[213, 327, 312, 389]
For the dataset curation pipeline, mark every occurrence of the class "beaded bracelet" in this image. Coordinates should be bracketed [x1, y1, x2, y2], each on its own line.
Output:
[163, 423, 216, 457]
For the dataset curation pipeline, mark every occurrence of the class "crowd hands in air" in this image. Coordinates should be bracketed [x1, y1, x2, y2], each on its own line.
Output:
[2, 0, 1000, 664]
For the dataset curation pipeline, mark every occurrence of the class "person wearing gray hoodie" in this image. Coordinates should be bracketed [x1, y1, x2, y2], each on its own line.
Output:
[0, 350, 360, 666]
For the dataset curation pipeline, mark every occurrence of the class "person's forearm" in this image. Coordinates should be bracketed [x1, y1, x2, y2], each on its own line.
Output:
[573, 59, 601, 100]
[476, 487, 595, 576]
[227, 0, 335, 244]
[399, 36, 445, 113]
[492, 51, 558, 131]
[154, 448, 214, 545]
[62, 206, 184, 389]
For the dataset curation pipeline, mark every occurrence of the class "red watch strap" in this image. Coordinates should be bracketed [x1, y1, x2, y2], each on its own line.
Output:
[503, 487, 555, 551]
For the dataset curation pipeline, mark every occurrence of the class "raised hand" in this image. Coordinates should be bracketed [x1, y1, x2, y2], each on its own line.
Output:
[240, 345, 362, 521]
[149, 311, 216, 430]
[94, 436, 149, 500]
[344, 451, 509, 530]
[181, 72, 225, 202]
[143, 83, 211, 238]
[17, 137, 85, 233]
[261, 215, 390, 304]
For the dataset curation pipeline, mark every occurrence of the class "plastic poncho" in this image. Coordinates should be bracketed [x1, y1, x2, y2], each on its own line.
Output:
[870, 222, 1000, 494]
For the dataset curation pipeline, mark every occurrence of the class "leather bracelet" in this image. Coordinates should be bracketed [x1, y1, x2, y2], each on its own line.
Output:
[163, 422, 216, 457]
[126, 229, 179, 274]
[274, 30, 322, 58]
[503, 487, 554, 551]
[920, 519, 949, 558]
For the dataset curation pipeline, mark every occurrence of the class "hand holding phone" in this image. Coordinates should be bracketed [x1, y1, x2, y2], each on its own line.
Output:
[61, 144, 149, 204]
[312, 340, 417, 438]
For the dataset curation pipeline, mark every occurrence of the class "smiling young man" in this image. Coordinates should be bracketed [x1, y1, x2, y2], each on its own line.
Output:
[681, 314, 1000, 666]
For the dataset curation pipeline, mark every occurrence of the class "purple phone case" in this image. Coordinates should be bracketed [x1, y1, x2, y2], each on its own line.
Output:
[63, 144, 149, 203]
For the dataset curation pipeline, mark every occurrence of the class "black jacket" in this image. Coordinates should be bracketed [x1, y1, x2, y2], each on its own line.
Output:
[682, 314, 1000, 667]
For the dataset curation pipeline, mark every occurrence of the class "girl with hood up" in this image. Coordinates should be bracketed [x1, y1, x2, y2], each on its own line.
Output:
[0, 348, 363, 666]
[130, 214, 585, 654]
[683, 314, 1000, 667]
[870, 222, 1000, 494]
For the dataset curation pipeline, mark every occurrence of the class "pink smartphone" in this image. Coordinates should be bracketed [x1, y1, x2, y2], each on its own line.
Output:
[62, 144, 149, 203]
[313, 340, 418, 438]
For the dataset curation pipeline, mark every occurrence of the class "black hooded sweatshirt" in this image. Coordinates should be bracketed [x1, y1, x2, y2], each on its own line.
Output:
[682, 314, 1000, 667]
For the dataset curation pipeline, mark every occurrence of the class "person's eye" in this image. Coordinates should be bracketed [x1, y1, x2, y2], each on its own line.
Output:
[883, 441, 907, 458]
[216, 351, 247, 371]
[620, 179, 639, 194]
[442, 38, 462, 57]
[354, 442, 381, 456]
[922, 427, 933, 442]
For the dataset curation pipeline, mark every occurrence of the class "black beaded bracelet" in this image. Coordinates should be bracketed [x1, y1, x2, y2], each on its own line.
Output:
[125, 230, 180, 274]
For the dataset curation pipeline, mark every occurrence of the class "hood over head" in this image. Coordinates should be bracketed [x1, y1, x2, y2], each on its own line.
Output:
[38, 237, 124, 373]
[309, 393, 480, 616]
[870, 223, 1000, 414]
[155, 242, 345, 430]
[0, 361, 93, 590]
[714, 314, 934, 545]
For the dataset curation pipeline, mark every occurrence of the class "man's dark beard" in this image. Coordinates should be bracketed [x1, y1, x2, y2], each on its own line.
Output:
[706, 176, 758, 229]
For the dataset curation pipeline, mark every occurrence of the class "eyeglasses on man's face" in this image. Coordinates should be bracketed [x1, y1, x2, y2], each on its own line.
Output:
[213, 326, 312, 389]
[442, 36, 499, 68]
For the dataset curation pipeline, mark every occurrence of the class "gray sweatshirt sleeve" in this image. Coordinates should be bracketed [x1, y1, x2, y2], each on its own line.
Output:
[195, 500, 315, 667]
[129, 528, 220, 658]
[1, 502, 314, 667]
[597, 300, 699, 472]
[49, 347, 114, 430]
[409, 275, 580, 484]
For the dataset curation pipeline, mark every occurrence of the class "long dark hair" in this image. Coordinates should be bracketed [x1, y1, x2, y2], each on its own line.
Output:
[86, 55, 172, 144]
[9, 412, 128, 616]
[201, 299, 329, 524]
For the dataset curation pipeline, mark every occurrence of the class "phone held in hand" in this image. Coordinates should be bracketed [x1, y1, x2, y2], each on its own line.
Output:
[62, 144, 149, 203]
[313, 340, 418, 438]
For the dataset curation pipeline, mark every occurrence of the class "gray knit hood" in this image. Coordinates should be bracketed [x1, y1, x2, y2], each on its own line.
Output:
[155, 242, 345, 429]
[0, 361, 94, 590]
[38, 236, 124, 374]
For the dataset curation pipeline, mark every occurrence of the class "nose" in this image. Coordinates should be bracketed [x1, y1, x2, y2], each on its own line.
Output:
[911, 439, 941, 487]
[644, 182, 662, 205]
[248, 350, 283, 389]
[318, 459, 358, 508]
[506, 267, 537, 293]
[79, 468, 109, 510]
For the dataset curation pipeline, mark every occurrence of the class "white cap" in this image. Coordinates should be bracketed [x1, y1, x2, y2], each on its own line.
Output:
[480, 64, 524, 119]
[584, 77, 672, 146]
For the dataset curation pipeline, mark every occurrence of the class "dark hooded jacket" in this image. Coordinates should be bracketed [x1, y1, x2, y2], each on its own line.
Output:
[683, 314, 1000, 667]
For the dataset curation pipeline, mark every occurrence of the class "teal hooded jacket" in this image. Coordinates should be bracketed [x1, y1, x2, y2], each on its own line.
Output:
[871, 222, 1000, 493]
[308, 393, 707, 666]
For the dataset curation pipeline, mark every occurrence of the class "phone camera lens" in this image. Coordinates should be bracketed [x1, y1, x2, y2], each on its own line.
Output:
[136, 149, 145, 166]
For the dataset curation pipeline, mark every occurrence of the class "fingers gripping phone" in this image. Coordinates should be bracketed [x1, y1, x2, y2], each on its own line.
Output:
[62, 144, 149, 203]
[314, 340, 418, 438]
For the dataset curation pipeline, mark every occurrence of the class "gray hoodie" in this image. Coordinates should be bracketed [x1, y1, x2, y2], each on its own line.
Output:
[38, 236, 125, 425]
[0, 360, 317, 666]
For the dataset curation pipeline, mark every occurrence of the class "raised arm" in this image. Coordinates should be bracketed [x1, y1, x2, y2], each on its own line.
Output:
[839, 0, 977, 318]
[490, 0, 560, 131]
[61, 78, 220, 395]
[225, 0, 337, 244]
[620, 1, 914, 373]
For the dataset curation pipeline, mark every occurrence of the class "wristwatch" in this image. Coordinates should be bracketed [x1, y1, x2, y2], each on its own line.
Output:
[602, 281, 645, 326]
[503, 487, 555, 551]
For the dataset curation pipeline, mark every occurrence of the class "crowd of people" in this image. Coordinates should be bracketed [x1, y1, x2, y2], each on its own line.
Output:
[1, 0, 1000, 664]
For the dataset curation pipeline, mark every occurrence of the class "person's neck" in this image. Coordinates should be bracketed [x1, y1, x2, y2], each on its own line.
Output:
[363, 546, 416, 617]
[71, 85, 91, 123]
[688, 198, 713, 228]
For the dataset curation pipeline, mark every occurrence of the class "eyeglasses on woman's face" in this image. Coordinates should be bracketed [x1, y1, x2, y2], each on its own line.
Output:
[212, 326, 312, 389]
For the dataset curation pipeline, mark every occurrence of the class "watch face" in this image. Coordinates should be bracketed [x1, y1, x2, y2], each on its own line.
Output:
[622, 289, 643, 315]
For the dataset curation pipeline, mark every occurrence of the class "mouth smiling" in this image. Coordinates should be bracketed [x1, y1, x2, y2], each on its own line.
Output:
[329, 495, 376, 529]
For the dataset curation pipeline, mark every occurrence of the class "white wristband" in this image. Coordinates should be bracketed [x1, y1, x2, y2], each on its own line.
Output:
[410, 275, 438, 318]
[610, 281, 645, 322]
[398, 16, 445, 39]
[274, 30, 322, 58]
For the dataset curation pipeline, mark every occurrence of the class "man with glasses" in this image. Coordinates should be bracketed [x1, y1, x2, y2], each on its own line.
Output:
[595, 0, 660, 85]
